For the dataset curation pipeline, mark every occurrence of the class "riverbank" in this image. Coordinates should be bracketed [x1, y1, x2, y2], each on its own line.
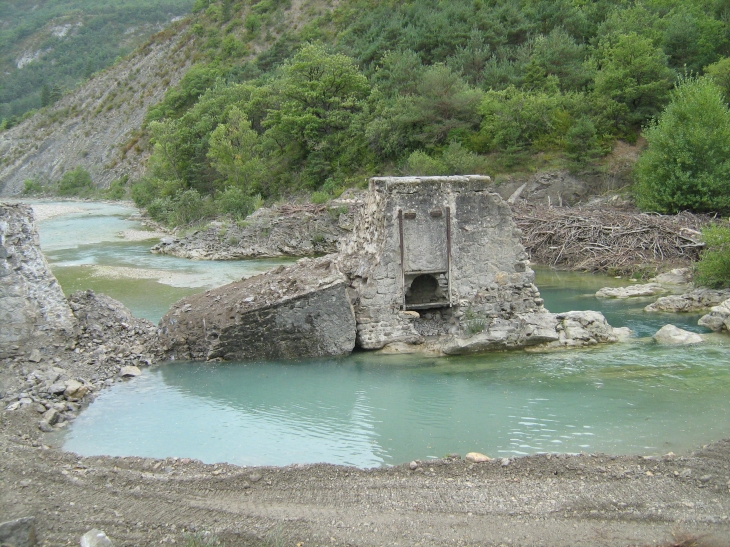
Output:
[2, 402, 729, 547]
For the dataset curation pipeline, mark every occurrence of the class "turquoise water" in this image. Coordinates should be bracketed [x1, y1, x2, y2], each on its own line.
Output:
[29, 200, 730, 467]
[35, 201, 291, 321]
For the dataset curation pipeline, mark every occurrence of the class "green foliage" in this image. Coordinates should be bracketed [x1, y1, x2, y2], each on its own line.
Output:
[704, 57, 730, 100]
[216, 186, 262, 219]
[0, 0, 195, 121]
[103, 175, 129, 200]
[593, 33, 675, 127]
[57, 166, 94, 196]
[207, 107, 263, 192]
[634, 76, 730, 214]
[183, 532, 221, 547]
[695, 224, 730, 288]
[310, 191, 330, 204]
[22, 178, 44, 195]
[565, 116, 600, 166]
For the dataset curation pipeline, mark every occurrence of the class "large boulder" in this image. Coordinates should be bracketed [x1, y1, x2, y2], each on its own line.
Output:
[595, 283, 666, 299]
[698, 298, 730, 333]
[645, 288, 730, 313]
[0, 203, 76, 357]
[653, 324, 703, 345]
[158, 256, 356, 361]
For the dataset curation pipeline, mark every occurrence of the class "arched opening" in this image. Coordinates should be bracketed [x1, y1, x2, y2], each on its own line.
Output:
[405, 274, 443, 307]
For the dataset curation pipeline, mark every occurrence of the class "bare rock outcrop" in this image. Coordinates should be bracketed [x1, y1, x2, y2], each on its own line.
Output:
[158, 256, 356, 361]
[644, 288, 730, 313]
[0, 203, 76, 357]
[698, 299, 730, 333]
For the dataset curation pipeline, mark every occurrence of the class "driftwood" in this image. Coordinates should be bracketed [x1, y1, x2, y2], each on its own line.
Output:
[511, 203, 714, 274]
[277, 203, 328, 216]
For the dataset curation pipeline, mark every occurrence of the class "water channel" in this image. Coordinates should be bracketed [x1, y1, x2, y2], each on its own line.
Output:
[32, 201, 730, 468]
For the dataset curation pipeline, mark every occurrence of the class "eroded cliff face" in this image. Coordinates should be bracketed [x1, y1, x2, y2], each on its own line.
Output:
[0, 28, 192, 195]
[0, 203, 76, 356]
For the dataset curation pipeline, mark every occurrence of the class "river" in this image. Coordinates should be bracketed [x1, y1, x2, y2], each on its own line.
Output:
[33, 200, 730, 468]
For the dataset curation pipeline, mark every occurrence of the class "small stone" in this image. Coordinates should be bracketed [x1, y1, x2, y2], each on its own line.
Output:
[28, 349, 42, 363]
[465, 452, 491, 463]
[409, 461, 418, 470]
[80, 529, 113, 547]
[42, 408, 59, 426]
[0, 516, 37, 547]
[119, 366, 141, 378]
[500, 458, 511, 467]
[64, 380, 88, 399]
[49, 382, 67, 395]
[39, 421, 53, 433]
[249, 473, 262, 483]
[700, 474, 713, 483]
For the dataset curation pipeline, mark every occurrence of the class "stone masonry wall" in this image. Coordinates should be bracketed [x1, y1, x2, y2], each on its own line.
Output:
[0, 203, 76, 357]
[158, 257, 356, 362]
[339, 176, 544, 350]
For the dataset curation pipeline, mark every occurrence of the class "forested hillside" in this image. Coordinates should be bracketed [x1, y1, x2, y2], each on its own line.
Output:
[5, 0, 730, 225]
[0, 0, 194, 125]
[124, 0, 730, 224]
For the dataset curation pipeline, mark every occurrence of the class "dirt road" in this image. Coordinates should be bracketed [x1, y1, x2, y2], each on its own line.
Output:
[2, 407, 729, 547]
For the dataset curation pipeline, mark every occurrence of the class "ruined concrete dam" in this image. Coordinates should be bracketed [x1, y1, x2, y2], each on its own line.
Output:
[159, 176, 622, 362]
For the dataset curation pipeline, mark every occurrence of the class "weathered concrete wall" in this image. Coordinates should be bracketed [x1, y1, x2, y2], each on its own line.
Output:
[0, 203, 76, 357]
[339, 176, 543, 350]
[158, 257, 356, 361]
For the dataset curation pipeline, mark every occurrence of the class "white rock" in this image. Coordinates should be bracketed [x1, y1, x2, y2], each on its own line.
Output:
[612, 327, 633, 341]
[80, 529, 113, 547]
[119, 365, 142, 377]
[596, 283, 665, 299]
[698, 298, 730, 332]
[653, 324, 703, 345]
[652, 268, 692, 285]
[409, 461, 418, 470]
[465, 452, 491, 463]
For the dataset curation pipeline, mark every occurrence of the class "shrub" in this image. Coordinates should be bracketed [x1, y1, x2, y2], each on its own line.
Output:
[22, 178, 44, 195]
[310, 191, 329, 204]
[57, 167, 93, 196]
[695, 224, 730, 288]
[216, 187, 262, 219]
[634, 77, 730, 214]
[405, 150, 446, 175]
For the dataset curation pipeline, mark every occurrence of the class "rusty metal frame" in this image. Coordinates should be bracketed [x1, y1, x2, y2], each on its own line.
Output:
[446, 206, 452, 306]
[398, 209, 406, 310]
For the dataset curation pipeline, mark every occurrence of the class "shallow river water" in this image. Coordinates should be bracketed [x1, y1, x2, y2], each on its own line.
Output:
[32, 201, 730, 468]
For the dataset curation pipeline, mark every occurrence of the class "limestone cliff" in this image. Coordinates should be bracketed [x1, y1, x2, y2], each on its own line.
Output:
[0, 26, 193, 195]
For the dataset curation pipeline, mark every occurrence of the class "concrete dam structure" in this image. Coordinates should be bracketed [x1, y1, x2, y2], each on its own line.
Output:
[159, 176, 621, 361]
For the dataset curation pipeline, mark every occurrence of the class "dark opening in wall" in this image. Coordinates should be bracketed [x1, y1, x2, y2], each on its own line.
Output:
[406, 274, 448, 308]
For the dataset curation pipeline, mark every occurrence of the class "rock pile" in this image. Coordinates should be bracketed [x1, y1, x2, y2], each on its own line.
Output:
[645, 288, 730, 313]
[2, 289, 160, 432]
[698, 299, 730, 333]
[150, 200, 360, 260]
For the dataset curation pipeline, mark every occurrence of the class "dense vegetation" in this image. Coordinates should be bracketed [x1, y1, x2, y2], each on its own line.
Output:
[123, 0, 730, 227]
[0, 0, 194, 126]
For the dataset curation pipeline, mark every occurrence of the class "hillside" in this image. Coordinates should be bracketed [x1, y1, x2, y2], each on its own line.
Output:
[3, 0, 730, 212]
[0, 0, 195, 124]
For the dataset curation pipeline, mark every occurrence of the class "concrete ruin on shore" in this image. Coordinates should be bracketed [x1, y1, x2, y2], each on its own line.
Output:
[159, 176, 622, 361]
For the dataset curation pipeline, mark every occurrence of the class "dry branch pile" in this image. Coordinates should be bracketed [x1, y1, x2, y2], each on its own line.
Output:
[277, 203, 328, 216]
[511, 203, 714, 274]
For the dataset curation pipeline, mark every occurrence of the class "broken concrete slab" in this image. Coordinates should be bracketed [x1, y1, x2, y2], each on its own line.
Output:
[158, 256, 356, 361]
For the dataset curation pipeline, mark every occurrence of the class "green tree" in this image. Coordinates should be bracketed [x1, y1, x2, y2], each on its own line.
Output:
[207, 107, 264, 191]
[57, 166, 93, 196]
[704, 57, 730, 101]
[265, 43, 370, 186]
[593, 33, 674, 126]
[634, 76, 730, 214]
[695, 224, 730, 288]
[40, 84, 50, 108]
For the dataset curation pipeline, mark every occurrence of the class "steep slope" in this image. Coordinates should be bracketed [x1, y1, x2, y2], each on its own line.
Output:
[0, 23, 194, 195]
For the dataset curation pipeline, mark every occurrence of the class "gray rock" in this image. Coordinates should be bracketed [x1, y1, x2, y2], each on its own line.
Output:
[0, 516, 36, 547]
[596, 283, 666, 299]
[652, 268, 692, 285]
[48, 382, 67, 395]
[80, 529, 113, 547]
[42, 408, 59, 425]
[38, 421, 53, 433]
[64, 379, 88, 398]
[0, 204, 77, 358]
[158, 257, 356, 362]
[409, 461, 418, 470]
[698, 298, 730, 333]
[28, 349, 42, 363]
[645, 289, 730, 313]
[653, 324, 703, 345]
[119, 366, 141, 378]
